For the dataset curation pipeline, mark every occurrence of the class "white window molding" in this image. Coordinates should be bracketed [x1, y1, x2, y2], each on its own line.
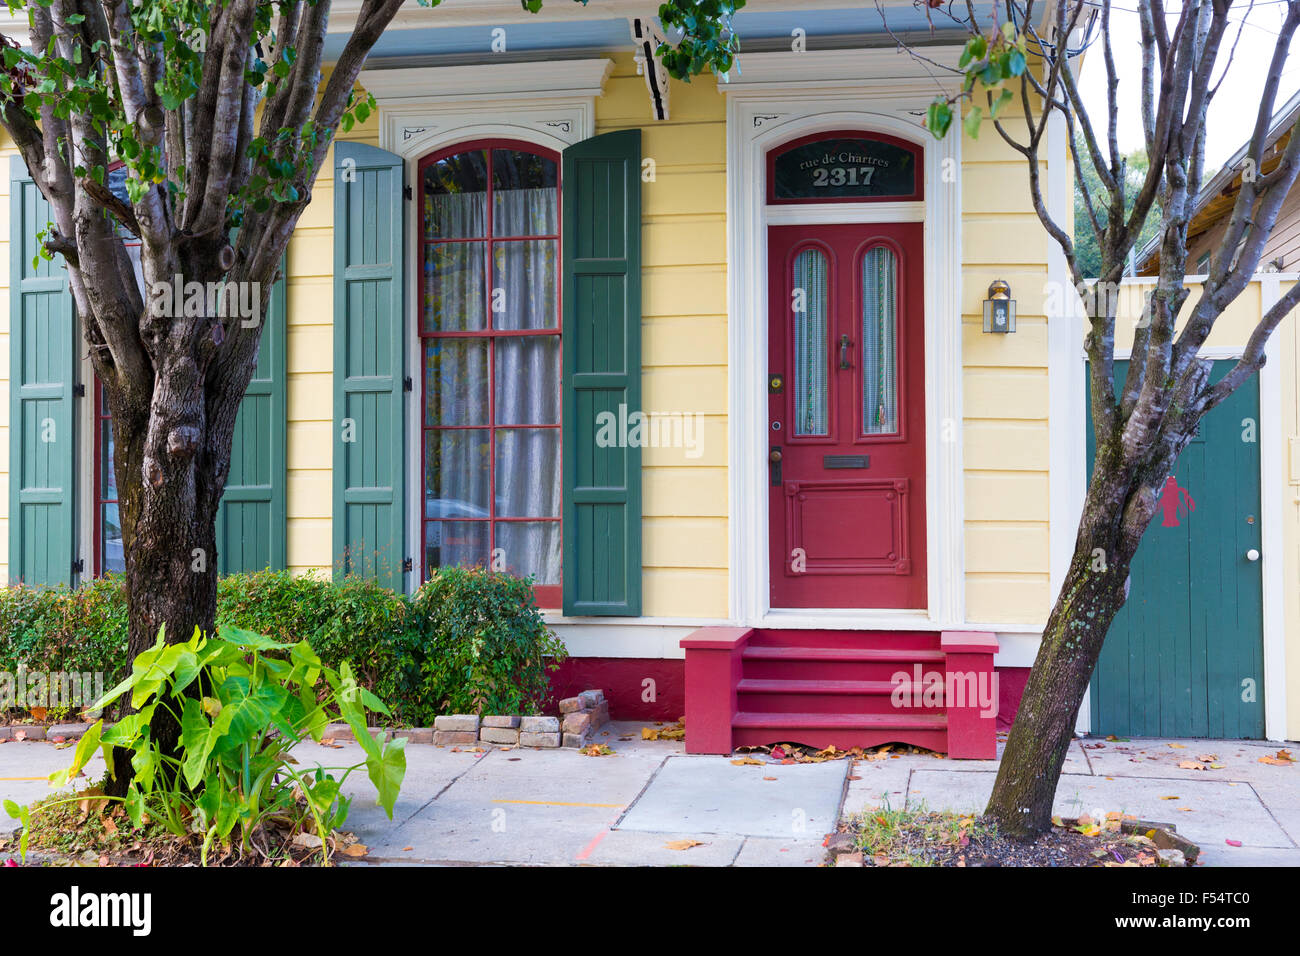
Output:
[358, 59, 613, 156]
[724, 58, 965, 631]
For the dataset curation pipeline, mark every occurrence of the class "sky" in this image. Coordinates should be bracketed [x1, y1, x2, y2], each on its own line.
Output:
[1077, 1, 1300, 169]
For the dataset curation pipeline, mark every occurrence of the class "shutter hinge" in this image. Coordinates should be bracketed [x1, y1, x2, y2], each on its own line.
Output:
[403, 185, 412, 200]
[403, 375, 413, 392]
[402, 557, 413, 573]
[72, 558, 84, 575]
[73, 383, 86, 398]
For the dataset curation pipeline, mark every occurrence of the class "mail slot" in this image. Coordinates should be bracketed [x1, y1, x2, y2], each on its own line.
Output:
[823, 454, 870, 469]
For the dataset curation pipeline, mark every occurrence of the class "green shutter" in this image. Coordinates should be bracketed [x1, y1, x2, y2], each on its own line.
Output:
[561, 130, 643, 616]
[332, 141, 406, 591]
[215, 265, 287, 574]
[8, 157, 76, 587]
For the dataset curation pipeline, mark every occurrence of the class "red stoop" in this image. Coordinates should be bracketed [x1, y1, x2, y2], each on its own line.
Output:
[680, 628, 998, 759]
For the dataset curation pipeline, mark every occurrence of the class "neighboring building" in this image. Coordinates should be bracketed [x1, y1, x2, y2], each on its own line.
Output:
[2, 2, 1297, 752]
[1136, 90, 1300, 277]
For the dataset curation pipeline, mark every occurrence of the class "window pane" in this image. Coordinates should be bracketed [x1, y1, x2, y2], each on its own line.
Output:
[424, 339, 488, 426]
[492, 149, 558, 235]
[492, 240, 558, 330]
[101, 419, 117, 500]
[102, 503, 125, 574]
[423, 242, 486, 332]
[495, 428, 561, 517]
[494, 335, 560, 424]
[792, 248, 829, 436]
[861, 246, 898, 435]
[425, 431, 490, 518]
[494, 521, 561, 586]
[425, 520, 489, 574]
[424, 150, 488, 239]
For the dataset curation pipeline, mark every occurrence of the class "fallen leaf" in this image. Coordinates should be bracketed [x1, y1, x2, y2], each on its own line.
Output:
[339, 844, 369, 858]
[14, 730, 27, 742]
[98, 854, 109, 867]
[1196, 754, 1217, 762]
[762, 776, 777, 781]
[292, 832, 324, 849]
[29, 707, 47, 721]
[1178, 761, 1208, 771]
[1159, 795, 1180, 800]
[664, 839, 703, 851]
[1168, 743, 1186, 749]
[402, 846, 414, 852]
[730, 758, 764, 766]
[579, 744, 614, 757]
[1259, 750, 1295, 765]
[102, 816, 118, 836]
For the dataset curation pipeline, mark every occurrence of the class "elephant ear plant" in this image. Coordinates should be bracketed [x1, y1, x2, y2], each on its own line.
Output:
[3, 625, 407, 866]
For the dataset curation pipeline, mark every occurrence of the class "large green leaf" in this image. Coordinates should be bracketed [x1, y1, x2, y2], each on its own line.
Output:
[366, 736, 407, 819]
[48, 720, 102, 787]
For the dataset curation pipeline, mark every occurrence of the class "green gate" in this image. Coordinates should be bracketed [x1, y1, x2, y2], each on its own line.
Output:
[1087, 359, 1265, 738]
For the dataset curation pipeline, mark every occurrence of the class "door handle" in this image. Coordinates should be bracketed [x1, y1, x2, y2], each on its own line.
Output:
[839, 334, 852, 370]
[1246, 549, 1260, 562]
[769, 446, 782, 486]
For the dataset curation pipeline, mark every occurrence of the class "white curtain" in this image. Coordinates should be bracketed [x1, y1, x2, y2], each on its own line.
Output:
[793, 248, 829, 436]
[426, 183, 561, 585]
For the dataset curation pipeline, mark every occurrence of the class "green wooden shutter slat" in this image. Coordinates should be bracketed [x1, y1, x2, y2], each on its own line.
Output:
[561, 130, 642, 616]
[8, 156, 75, 587]
[215, 263, 287, 574]
[333, 141, 405, 591]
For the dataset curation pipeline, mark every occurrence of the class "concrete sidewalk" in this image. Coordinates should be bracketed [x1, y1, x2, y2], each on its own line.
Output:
[1, 724, 1296, 866]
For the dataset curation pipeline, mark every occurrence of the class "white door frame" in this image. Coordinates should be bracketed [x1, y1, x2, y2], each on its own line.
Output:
[725, 83, 964, 631]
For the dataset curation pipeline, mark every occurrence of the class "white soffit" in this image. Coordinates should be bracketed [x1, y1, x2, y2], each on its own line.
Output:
[358, 58, 615, 104]
[720, 46, 965, 93]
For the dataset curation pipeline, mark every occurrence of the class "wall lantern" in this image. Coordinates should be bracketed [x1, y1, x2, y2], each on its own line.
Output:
[983, 279, 1016, 333]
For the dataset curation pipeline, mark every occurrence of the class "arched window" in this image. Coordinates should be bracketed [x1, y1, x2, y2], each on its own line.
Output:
[419, 140, 562, 604]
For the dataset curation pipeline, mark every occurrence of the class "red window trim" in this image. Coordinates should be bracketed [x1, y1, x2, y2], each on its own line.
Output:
[92, 380, 119, 577]
[417, 138, 563, 608]
[766, 129, 925, 205]
[92, 159, 137, 578]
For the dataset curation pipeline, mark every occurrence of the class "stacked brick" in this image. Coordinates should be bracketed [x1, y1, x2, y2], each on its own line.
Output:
[558, 689, 609, 747]
[430, 689, 608, 749]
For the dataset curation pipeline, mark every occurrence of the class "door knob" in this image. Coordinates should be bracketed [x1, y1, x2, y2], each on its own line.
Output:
[839, 334, 852, 369]
[1246, 548, 1260, 562]
[769, 448, 783, 463]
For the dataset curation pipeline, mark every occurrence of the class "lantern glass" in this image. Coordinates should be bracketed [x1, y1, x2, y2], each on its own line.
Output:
[983, 297, 1016, 333]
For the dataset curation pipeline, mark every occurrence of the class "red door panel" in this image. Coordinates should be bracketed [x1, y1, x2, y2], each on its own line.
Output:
[767, 222, 926, 609]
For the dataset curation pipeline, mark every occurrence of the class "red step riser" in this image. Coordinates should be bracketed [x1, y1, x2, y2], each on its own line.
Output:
[742, 660, 946, 682]
[737, 694, 947, 716]
[732, 727, 949, 752]
[747, 629, 943, 651]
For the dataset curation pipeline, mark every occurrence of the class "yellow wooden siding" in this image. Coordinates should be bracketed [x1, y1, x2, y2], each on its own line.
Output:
[596, 53, 729, 618]
[960, 117, 1054, 623]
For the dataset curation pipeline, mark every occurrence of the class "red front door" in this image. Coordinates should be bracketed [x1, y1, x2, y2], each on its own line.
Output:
[767, 222, 926, 609]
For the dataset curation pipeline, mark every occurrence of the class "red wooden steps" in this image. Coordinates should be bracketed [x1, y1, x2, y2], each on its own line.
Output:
[680, 627, 999, 758]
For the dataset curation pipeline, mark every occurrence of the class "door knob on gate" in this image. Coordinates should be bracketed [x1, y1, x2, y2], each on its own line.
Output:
[769, 448, 783, 463]
[1246, 549, 1260, 562]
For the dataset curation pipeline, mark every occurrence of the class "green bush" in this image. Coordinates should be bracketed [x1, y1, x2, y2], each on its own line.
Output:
[405, 566, 568, 723]
[0, 576, 129, 681]
[0, 567, 563, 726]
